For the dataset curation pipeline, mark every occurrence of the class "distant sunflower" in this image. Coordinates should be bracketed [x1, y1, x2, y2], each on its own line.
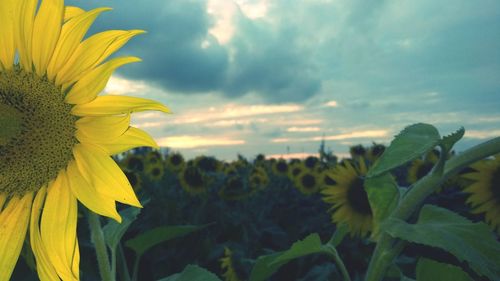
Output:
[0, 1, 169, 280]
[349, 145, 367, 160]
[124, 170, 143, 193]
[304, 156, 320, 170]
[145, 150, 162, 165]
[272, 159, 289, 176]
[165, 152, 185, 172]
[407, 149, 442, 185]
[462, 155, 500, 233]
[123, 154, 145, 172]
[366, 143, 385, 163]
[179, 165, 206, 195]
[249, 167, 269, 190]
[220, 247, 242, 281]
[321, 159, 373, 237]
[146, 163, 164, 182]
[195, 155, 222, 173]
[294, 170, 321, 195]
[288, 161, 305, 181]
[219, 175, 249, 200]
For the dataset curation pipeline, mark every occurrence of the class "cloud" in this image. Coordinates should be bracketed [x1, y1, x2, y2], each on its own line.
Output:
[157, 135, 245, 149]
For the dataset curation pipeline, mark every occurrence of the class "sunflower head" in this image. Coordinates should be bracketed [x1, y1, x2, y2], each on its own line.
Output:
[146, 163, 164, 182]
[124, 170, 143, 193]
[0, 1, 170, 279]
[195, 155, 221, 173]
[304, 156, 319, 170]
[462, 155, 500, 233]
[349, 144, 367, 159]
[321, 159, 373, 237]
[219, 175, 250, 201]
[179, 165, 206, 195]
[294, 171, 320, 195]
[249, 167, 269, 190]
[272, 159, 289, 176]
[123, 154, 146, 172]
[166, 152, 185, 172]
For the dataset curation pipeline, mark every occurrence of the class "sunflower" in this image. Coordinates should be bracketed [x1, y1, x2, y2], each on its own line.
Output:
[288, 161, 305, 181]
[0, 1, 169, 280]
[406, 149, 442, 185]
[272, 159, 289, 176]
[294, 170, 321, 195]
[194, 155, 222, 173]
[248, 166, 269, 190]
[349, 144, 367, 160]
[462, 155, 500, 233]
[145, 150, 162, 165]
[165, 152, 185, 172]
[321, 159, 373, 237]
[366, 143, 385, 163]
[146, 162, 164, 182]
[123, 153, 145, 172]
[220, 247, 242, 281]
[304, 156, 320, 170]
[124, 170, 143, 193]
[179, 165, 206, 195]
[219, 175, 249, 201]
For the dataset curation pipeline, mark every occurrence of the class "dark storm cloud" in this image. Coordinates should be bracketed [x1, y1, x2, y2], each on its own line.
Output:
[222, 12, 321, 102]
[67, 0, 322, 101]
[68, 0, 229, 92]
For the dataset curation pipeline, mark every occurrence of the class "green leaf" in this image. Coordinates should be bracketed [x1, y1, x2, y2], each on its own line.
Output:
[157, 264, 222, 281]
[382, 205, 500, 281]
[367, 123, 440, 177]
[364, 173, 399, 239]
[125, 224, 211, 257]
[249, 233, 324, 281]
[416, 258, 473, 281]
[440, 127, 465, 154]
[103, 207, 141, 250]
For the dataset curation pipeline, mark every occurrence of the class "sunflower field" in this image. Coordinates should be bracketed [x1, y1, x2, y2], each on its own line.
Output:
[9, 124, 500, 281]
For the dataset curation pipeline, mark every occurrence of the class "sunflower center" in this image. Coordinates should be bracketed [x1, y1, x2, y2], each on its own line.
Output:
[0, 67, 77, 196]
[171, 154, 182, 165]
[276, 161, 288, 173]
[301, 174, 316, 189]
[347, 176, 372, 215]
[491, 167, 500, 201]
[184, 167, 204, 187]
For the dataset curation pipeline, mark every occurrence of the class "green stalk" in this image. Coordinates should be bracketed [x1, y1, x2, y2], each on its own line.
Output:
[365, 136, 500, 281]
[88, 211, 114, 281]
[324, 244, 352, 281]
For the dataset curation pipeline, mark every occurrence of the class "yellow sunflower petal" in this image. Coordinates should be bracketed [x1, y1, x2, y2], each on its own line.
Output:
[48, 7, 111, 81]
[32, 0, 64, 76]
[0, 0, 16, 70]
[76, 114, 131, 143]
[72, 95, 171, 116]
[15, 0, 37, 71]
[64, 6, 85, 21]
[0, 193, 33, 281]
[40, 171, 79, 280]
[73, 143, 142, 208]
[56, 29, 145, 86]
[67, 161, 121, 222]
[65, 56, 141, 104]
[89, 127, 159, 155]
[30, 187, 59, 281]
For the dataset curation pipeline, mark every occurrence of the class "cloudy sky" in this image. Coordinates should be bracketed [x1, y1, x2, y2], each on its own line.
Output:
[67, 0, 500, 160]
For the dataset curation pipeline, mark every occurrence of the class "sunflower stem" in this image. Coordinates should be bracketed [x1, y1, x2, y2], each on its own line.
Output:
[324, 244, 352, 281]
[0, 103, 23, 145]
[88, 211, 114, 281]
[365, 136, 500, 281]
